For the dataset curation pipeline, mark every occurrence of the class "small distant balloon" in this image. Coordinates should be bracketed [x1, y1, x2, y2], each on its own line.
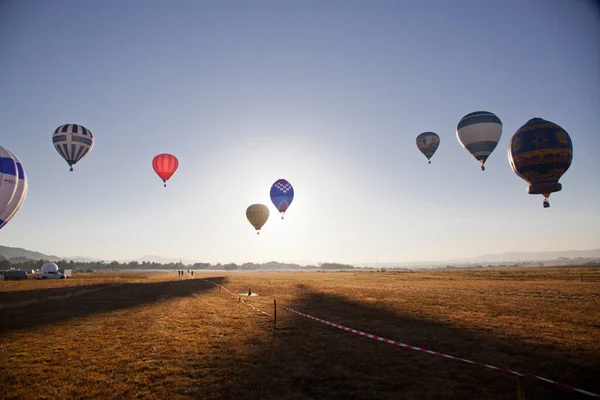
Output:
[152, 154, 179, 187]
[246, 204, 269, 235]
[0, 146, 28, 230]
[416, 132, 440, 164]
[52, 124, 95, 171]
[456, 111, 502, 171]
[508, 117, 573, 208]
[270, 179, 294, 219]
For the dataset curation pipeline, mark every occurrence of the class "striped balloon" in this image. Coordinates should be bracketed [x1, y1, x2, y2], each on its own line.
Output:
[152, 154, 179, 187]
[246, 204, 269, 235]
[52, 124, 95, 171]
[456, 111, 502, 171]
[0, 146, 27, 230]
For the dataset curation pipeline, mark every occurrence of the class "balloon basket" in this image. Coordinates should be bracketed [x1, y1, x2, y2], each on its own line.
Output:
[428, 160, 431, 164]
[543, 199, 550, 208]
[69, 166, 73, 172]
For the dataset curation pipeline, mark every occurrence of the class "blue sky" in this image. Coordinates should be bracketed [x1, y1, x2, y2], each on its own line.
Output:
[1, 0, 599, 264]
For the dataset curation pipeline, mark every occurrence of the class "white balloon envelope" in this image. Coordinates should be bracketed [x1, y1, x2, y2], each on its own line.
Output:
[456, 111, 502, 171]
[0, 146, 27, 230]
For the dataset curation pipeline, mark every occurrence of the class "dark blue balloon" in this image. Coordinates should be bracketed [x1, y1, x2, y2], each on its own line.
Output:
[508, 117, 573, 208]
[270, 179, 294, 219]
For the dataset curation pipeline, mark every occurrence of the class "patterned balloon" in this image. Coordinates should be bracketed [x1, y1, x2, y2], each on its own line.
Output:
[508, 118, 573, 208]
[152, 154, 179, 187]
[270, 179, 294, 219]
[52, 124, 95, 171]
[416, 132, 440, 164]
[456, 111, 502, 171]
[0, 146, 27, 230]
[246, 204, 269, 235]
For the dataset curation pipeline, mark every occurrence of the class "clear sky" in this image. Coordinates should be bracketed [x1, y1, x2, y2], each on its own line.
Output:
[1, 0, 599, 265]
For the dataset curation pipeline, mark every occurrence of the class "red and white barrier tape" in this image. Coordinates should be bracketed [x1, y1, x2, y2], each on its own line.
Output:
[281, 305, 600, 398]
[240, 297, 271, 317]
[204, 279, 271, 317]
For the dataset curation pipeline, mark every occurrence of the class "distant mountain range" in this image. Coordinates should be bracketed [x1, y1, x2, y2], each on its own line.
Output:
[0, 245, 62, 262]
[465, 249, 600, 263]
[355, 249, 600, 268]
[0, 247, 197, 264]
[0, 245, 598, 266]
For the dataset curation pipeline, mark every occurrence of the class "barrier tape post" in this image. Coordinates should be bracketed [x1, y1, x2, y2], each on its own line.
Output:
[273, 299, 277, 334]
[517, 376, 526, 400]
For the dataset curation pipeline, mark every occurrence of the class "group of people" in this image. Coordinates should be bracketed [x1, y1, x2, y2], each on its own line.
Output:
[177, 270, 193, 277]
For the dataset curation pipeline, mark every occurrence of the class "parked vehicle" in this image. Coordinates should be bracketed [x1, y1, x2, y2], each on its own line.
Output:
[33, 271, 66, 279]
[4, 270, 28, 281]
[58, 269, 72, 278]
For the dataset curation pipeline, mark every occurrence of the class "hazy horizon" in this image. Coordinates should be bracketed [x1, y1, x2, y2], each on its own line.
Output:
[1, 1, 599, 264]
[3, 243, 599, 267]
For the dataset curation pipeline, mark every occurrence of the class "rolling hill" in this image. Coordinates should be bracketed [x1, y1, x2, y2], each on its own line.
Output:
[0, 245, 61, 262]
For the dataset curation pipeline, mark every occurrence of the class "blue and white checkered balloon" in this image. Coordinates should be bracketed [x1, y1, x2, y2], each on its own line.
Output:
[270, 179, 294, 219]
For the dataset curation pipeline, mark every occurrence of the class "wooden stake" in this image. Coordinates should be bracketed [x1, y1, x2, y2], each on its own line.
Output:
[273, 299, 277, 334]
[517, 376, 526, 400]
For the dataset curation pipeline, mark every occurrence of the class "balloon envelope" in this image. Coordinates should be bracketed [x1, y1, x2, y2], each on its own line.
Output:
[246, 204, 269, 234]
[456, 111, 502, 170]
[52, 124, 95, 171]
[270, 179, 294, 218]
[41, 262, 59, 272]
[508, 117, 573, 201]
[416, 132, 440, 163]
[0, 146, 27, 230]
[152, 154, 179, 186]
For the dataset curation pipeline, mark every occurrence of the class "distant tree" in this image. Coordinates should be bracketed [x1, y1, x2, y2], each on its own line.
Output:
[320, 263, 354, 270]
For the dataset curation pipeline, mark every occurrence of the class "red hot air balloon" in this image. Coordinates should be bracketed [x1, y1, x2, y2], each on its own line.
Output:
[152, 154, 179, 187]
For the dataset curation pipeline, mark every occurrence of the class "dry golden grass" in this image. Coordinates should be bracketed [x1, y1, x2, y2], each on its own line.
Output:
[0, 267, 598, 399]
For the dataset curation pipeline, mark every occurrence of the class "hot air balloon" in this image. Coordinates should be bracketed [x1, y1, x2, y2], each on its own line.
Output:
[456, 111, 502, 171]
[152, 154, 179, 187]
[416, 132, 440, 164]
[246, 204, 269, 235]
[270, 179, 294, 219]
[0, 146, 27, 230]
[52, 124, 95, 171]
[508, 118, 573, 208]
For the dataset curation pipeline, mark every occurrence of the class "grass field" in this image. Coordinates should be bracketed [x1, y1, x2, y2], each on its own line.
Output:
[1, 267, 598, 399]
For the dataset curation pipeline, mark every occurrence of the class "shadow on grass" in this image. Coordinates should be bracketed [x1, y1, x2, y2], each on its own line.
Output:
[199, 287, 599, 400]
[0, 282, 124, 308]
[0, 277, 226, 335]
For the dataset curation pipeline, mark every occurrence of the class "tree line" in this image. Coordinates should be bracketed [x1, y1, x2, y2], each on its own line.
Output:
[0, 258, 356, 271]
